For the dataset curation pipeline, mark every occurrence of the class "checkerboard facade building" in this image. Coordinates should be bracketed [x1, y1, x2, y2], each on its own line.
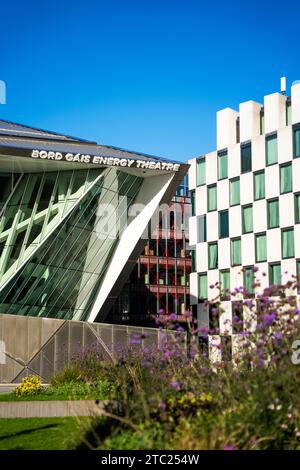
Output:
[188, 82, 300, 361]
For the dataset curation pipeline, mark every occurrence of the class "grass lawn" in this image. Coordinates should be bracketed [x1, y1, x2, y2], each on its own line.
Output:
[0, 417, 89, 450]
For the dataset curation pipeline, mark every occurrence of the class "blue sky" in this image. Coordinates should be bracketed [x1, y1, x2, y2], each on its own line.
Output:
[0, 0, 299, 161]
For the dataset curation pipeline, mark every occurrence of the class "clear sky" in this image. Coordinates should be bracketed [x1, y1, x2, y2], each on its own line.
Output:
[0, 0, 299, 162]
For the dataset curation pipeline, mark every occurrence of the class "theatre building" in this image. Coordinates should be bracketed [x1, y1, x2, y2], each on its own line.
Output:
[0, 119, 188, 323]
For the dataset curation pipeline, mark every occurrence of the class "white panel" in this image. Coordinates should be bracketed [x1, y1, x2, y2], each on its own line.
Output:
[239, 100, 262, 142]
[188, 158, 196, 190]
[218, 238, 230, 269]
[295, 225, 300, 259]
[189, 216, 197, 246]
[205, 151, 217, 185]
[293, 158, 300, 193]
[252, 134, 265, 172]
[217, 108, 239, 150]
[264, 92, 286, 134]
[217, 179, 229, 211]
[229, 206, 242, 238]
[255, 262, 268, 294]
[207, 211, 218, 242]
[207, 269, 219, 301]
[267, 228, 281, 262]
[291, 82, 300, 125]
[228, 144, 241, 178]
[197, 242, 208, 272]
[278, 126, 293, 164]
[230, 267, 244, 299]
[265, 164, 279, 199]
[219, 301, 232, 335]
[281, 259, 296, 282]
[190, 272, 198, 305]
[209, 335, 222, 364]
[241, 233, 255, 266]
[240, 172, 253, 205]
[195, 185, 207, 216]
[279, 193, 294, 228]
[253, 199, 267, 233]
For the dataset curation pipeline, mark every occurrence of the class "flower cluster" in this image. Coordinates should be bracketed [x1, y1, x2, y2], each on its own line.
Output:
[15, 375, 42, 397]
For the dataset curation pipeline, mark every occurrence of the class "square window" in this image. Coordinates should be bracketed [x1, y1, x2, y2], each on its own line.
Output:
[196, 157, 205, 186]
[198, 273, 207, 300]
[231, 238, 241, 266]
[197, 215, 206, 242]
[293, 125, 300, 158]
[282, 228, 295, 259]
[269, 262, 281, 286]
[255, 233, 267, 262]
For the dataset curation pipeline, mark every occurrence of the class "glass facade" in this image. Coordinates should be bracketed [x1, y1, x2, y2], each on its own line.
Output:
[230, 178, 240, 206]
[266, 133, 278, 165]
[207, 184, 217, 211]
[0, 168, 143, 321]
[254, 171, 265, 200]
[218, 151, 228, 180]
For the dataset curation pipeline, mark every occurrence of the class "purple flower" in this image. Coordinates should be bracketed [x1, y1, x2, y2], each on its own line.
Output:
[262, 312, 276, 327]
[169, 380, 181, 391]
[224, 445, 236, 451]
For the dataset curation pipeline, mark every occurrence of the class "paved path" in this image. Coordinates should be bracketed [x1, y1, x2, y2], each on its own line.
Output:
[0, 400, 109, 418]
